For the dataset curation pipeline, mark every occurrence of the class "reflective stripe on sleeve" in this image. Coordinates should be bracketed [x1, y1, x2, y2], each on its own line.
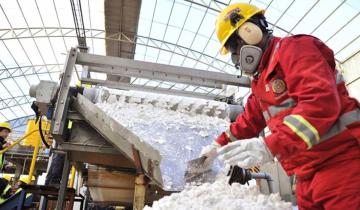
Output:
[320, 108, 360, 141]
[283, 115, 320, 149]
[225, 128, 238, 142]
[262, 98, 296, 121]
[283, 109, 360, 149]
[268, 98, 296, 117]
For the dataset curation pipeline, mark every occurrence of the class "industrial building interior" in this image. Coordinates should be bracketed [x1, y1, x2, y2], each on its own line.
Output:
[0, 0, 359, 209]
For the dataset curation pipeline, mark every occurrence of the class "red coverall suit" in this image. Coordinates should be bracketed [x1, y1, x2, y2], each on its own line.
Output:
[216, 35, 360, 209]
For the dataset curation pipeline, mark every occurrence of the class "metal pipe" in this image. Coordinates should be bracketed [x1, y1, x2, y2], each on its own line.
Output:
[3, 152, 48, 158]
[27, 136, 41, 184]
[69, 166, 76, 188]
[0, 129, 39, 154]
[251, 172, 275, 194]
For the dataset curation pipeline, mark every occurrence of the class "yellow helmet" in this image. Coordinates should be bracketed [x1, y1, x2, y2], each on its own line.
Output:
[19, 175, 35, 184]
[215, 3, 264, 55]
[0, 122, 12, 132]
[2, 174, 13, 182]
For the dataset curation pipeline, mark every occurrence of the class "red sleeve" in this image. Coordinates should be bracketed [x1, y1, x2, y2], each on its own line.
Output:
[264, 36, 341, 160]
[216, 93, 266, 146]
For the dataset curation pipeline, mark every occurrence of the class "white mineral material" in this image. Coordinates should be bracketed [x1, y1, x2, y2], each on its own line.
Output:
[96, 88, 229, 190]
[144, 176, 292, 210]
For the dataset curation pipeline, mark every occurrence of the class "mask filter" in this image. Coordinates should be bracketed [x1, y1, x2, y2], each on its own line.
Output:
[238, 45, 262, 75]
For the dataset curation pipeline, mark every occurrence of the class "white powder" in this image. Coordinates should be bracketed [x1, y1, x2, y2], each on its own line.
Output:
[145, 176, 292, 210]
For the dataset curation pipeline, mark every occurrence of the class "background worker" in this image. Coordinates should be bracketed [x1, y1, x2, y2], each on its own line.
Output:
[0, 122, 12, 171]
[200, 3, 360, 209]
[0, 177, 12, 204]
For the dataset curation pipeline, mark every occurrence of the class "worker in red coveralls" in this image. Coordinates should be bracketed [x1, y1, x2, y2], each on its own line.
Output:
[199, 3, 360, 209]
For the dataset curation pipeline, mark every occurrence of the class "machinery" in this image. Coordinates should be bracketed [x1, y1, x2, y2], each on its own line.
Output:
[29, 47, 249, 209]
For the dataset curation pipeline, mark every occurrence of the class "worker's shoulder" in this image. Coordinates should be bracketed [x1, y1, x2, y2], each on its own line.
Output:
[279, 34, 324, 47]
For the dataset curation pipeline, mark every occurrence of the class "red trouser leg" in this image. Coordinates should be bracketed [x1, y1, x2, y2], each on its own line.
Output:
[296, 158, 360, 210]
[296, 180, 321, 210]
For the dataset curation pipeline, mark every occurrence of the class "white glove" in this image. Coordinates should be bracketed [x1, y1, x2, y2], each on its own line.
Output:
[200, 142, 221, 160]
[217, 137, 273, 169]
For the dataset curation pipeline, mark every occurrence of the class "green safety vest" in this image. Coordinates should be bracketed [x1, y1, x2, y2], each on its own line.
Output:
[0, 184, 11, 204]
[15, 188, 32, 198]
[0, 186, 32, 204]
[0, 153, 3, 170]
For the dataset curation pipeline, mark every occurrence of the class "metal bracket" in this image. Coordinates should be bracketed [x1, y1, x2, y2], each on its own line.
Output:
[51, 47, 78, 141]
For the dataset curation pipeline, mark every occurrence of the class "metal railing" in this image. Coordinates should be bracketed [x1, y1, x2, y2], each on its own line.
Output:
[1, 129, 41, 183]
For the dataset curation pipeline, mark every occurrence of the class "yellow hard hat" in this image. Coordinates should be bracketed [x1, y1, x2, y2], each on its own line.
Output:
[76, 80, 91, 88]
[215, 3, 264, 55]
[0, 122, 12, 132]
[2, 174, 13, 182]
[19, 175, 35, 184]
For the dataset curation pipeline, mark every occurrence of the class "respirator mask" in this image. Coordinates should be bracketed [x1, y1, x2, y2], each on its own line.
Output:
[225, 22, 264, 76]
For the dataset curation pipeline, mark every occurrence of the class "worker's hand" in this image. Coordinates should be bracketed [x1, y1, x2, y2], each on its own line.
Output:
[200, 142, 221, 160]
[199, 142, 221, 169]
[217, 137, 273, 169]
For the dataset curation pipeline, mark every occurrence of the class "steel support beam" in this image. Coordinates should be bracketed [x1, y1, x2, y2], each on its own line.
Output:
[56, 152, 71, 210]
[77, 52, 250, 88]
[82, 78, 222, 100]
[51, 48, 77, 140]
[87, 66, 226, 89]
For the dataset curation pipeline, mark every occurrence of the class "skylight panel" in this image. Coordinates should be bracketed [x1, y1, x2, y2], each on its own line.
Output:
[53, 0, 75, 28]
[177, 30, 196, 48]
[182, 58, 197, 68]
[4, 39, 31, 67]
[0, 109, 16, 120]
[15, 76, 30, 94]
[163, 25, 182, 43]
[184, 5, 205, 32]
[197, 12, 216, 37]
[313, 3, 357, 42]
[153, 0, 173, 24]
[149, 22, 167, 40]
[275, 0, 316, 33]
[335, 36, 360, 62]
[0, 82, 12, 99]
[21, 104, 34, 116]
[327, 13, 360, 54]
[0, 42, 18, 69]
[291, 0, 344, 35]
[191, 34, 209, 52]
[35, 37, 58, 64]
[18, 39, 44, 66]
[156, 50, 172, 64]
[10, 106, 27, 118]
[1, 1, 27, 28]
[168, 2, 189, 27]
[25, 74, 40, 86]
